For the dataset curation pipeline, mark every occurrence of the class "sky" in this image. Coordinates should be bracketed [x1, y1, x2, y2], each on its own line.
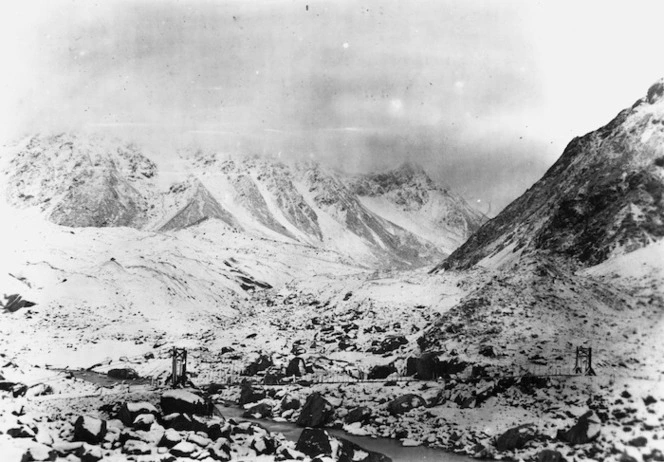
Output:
[1, 0, 664, 214]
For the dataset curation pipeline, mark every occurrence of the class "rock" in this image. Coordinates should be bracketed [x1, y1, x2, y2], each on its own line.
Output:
[536, 449, 567, 462]
[207, 422, 231, 441]
[158, 428, 182, 448]
[187, 432, 212, 448]
[243, 355, 273, 376]
[162, 413, 195, 432]
[73, 416, 107, 445]
[208, 441, 231, 461]
[107, 368, 138, 380]
[0, 381, 29, 397]
[250, 433, 277, 455]
[370, 336, 408, 354]
[557, 411, 601, 445]
[243, 402, 273, 419]
[26, 383, 53, 397]
[160, 389, 207, 416]
[170, 441, 198, 458]
[132, 414, 155, 431]
[79, 444, 103, 462]
[643, 395, 657, 406]
[3, 294, 36, 313]
[495, 424, 538, 451]
[295, 428, 333, 457]
[519, 374, 549, 395]
[286, 357, 308, 376]
[345, 406, 372, 425]
[281, 394, 301, 411]
[295, 428, 391, 462]
[122, 439, 152, 455]
[368, 364, 398, 380]
[239, 383, 266, 405]
[296, 392, 334, 427]
[118, 401, 158, 426]
[386, 394, 426, 416]
[628, 436, 648, 447]
[21, 444, 56, 462]
[405, 353, 467, 380]
[479, 345, 496, 357]
[8, 426, 35, 438]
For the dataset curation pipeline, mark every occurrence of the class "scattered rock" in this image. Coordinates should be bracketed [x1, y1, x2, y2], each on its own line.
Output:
[495, 424, 538, 451]
[170, 441, 198, 458]
[107, 368, 138, 380]
[536, 449, 567, 462]
[118, 402, 158, 426]
[557, 411, 601, 445]
[368, 364, 397, 380]
[387, 394, 426, 416]
[296, 392, 334, 427]
[370, 336, 408, 354]
[243, 402, 273, 419]
[73, 416, 107, 445]
[286, 357, 308, 376]
[20, 443, 56, 462]
[158, 428, 182, 448]
[345, 406, 372, 425]
[132, 414, 155, 431]
[122, 439, 152, 455]
[239, 383, 266, 405]
[281, 394, 301, 411]
[161, 389, 207, 416]
[243, 355, 273, 376]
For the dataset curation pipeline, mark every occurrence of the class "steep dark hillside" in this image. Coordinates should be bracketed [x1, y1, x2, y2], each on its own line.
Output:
[433, 79, 664, 271]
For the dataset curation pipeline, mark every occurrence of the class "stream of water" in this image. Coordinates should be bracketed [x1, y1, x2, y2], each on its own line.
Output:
[217, 405, 473, 462]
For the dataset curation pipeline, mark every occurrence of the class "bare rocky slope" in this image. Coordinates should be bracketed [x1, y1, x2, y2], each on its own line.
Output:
[433, 79, 664, 272]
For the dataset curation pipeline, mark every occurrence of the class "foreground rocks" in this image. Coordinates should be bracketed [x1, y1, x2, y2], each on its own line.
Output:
[296, 428, 392, 462]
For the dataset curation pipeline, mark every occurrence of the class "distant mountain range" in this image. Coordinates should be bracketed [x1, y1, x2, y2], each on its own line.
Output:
[3, 134, 485, 269]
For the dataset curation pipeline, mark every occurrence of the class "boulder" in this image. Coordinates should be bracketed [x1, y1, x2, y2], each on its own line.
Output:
[387, 394, 426, 416]
[536, 449, 567, 462]
[239, 383, 266, 405]
[161, 389, 207, 416]
[368, 364, 398, 380]
[479, 345, 496, 357]
[118, 402, 159, 426]
[557, 411, 601, 445]
[243, 402, 273, 419]
[345, 406, 372, 425]
[107, 368, 138, 380]
[243, 355, 273, 376]
[295, 428, 333, 457]
[370, 336, 408, 354]
[3, 294, 36, 313]
[162, 413, 196, 432]
[296, 392, 334, 427]
[20, 443, 56, 462]
[208, 441, 231, 461]
[132, 414, 155, 431]
[495, 424, 538, 451]
[122, 439, 151, 455]
[73, 416, 107, 445]
[280, 394, 301, 411]
[286, 357, 308, 376]
[249, 433, 277, 455]
[295, 428, 391, 462]
[158, 428, 182, 448]
[170, 441, 198, 458]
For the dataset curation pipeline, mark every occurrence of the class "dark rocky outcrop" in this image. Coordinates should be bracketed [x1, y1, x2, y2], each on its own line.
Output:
[296, 428, 392, 462]
[368, 364, 398, 380]
[160, 389, 207, 416]
[495, 424, 538, 451]
[243, 355, 274, 376]
[386, 394, 426, 416]
[557, 411, 601, 445]
[285, 357, 308, 377]
[73, 416, 107, 445]
[296, 392, 334, 427]
[118, 402, 158, 426]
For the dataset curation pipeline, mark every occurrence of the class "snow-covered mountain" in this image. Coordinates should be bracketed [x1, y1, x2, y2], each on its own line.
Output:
[433, 79, 664, 272]
[347, 161, 486, 251]
[3, 134, 484, 268]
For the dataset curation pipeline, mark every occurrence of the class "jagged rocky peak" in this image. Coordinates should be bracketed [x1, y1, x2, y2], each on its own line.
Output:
[350, 160, 437, 199]
[434, 78, 664, 272]
[5, 133, 157, 228]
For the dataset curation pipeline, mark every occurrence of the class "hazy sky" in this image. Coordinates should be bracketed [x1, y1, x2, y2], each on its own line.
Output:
[2, 0, 664, 213]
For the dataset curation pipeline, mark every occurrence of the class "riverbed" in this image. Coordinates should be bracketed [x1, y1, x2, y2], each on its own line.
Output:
[217, 404, 473, 462]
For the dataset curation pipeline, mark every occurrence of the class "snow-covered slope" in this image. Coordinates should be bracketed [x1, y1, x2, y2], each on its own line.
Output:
[347, 162, 486, 252]
[434, 79, 664, 272]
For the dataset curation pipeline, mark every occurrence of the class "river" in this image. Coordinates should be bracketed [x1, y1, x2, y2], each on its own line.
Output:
[217, 404, 473, 462]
